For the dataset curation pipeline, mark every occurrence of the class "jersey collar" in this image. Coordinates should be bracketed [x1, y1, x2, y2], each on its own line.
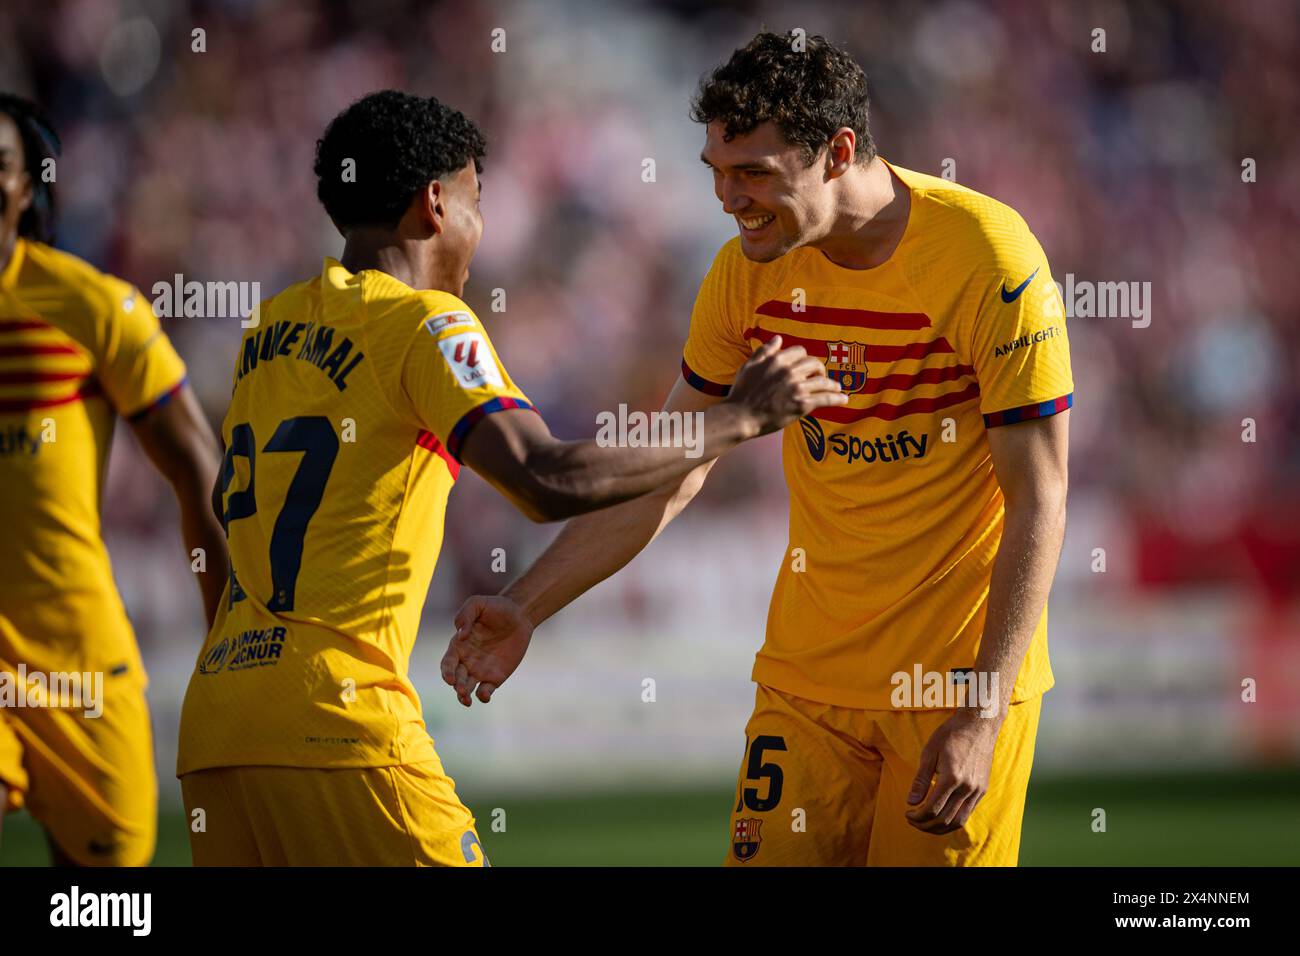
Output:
[321, 257, 365, 322]
[322, 256, 355, 285]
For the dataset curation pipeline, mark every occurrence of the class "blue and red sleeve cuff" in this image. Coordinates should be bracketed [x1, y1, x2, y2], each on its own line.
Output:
[126, 376, 187, 423]
[982, 392, 1073, 428]
[446, 395, 538, 461]
[681, 358, 731, 397]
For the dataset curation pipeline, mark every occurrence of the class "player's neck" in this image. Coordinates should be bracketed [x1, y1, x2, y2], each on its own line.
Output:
[340, 233, 456, 294]
[812, 157, 909, 271]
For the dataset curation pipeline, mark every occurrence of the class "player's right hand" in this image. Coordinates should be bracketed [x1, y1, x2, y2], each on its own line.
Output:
[725, 335, 848, 436]
[441, 594, 535, 707]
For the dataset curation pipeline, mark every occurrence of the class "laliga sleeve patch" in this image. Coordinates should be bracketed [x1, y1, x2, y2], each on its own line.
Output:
[437, 331, 504, 390]
[423, 310, 475, 335]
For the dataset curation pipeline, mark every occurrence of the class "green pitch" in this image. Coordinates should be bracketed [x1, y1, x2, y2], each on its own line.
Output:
[2, 768, 1297, 866]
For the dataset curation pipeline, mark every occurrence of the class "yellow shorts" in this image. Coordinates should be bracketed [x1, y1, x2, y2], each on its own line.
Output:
[724, 685, 1042, 866]
[179, 757, 487, 866]
[0, 682, 157, 866]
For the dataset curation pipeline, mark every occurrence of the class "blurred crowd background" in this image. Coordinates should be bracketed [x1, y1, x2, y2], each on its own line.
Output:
[2, 0, 1298, 860]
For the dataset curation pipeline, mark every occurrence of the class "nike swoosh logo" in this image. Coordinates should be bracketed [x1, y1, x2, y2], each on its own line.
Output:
[1001, 267, 1040, 303]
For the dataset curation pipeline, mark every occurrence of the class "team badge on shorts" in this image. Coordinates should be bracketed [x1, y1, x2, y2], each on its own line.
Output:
[732, 817, 763, 862]
[825, 340, 868, 394]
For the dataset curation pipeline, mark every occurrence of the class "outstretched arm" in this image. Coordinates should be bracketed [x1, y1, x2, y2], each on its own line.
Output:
[442, 368, 773, 706]
[458, 336, 837, 522]
[499, 375, 721, 625]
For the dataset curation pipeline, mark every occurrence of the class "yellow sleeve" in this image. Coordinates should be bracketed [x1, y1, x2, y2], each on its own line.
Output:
[681, 242, 753, 395]
[398, 299, 533, 460]
[94, 281, 188, 420]
[967, 224, 1074, 427]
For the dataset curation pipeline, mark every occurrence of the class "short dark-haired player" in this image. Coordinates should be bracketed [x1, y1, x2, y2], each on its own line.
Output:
[445, 32, 1073, 866]
[175, 90, 843, 866]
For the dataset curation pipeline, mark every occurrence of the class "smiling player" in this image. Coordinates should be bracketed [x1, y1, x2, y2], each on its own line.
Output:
[444, 32, 1073, 866]
[174, 90, 842, 867]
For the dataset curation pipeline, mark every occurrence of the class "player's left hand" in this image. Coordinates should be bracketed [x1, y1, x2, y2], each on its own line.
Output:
[904, 710, 1002, 835]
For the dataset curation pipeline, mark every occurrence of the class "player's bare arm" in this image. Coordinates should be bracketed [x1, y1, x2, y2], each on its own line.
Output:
[128, 385, 229, 629]
[905, 411, 1069, 834]
[443, 376, 723, 705]
[459, 335, 841, 523]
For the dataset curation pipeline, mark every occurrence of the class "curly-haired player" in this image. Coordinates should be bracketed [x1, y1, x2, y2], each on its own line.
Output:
[174, 90, 844, 866]
[445, 32, 1074, 866]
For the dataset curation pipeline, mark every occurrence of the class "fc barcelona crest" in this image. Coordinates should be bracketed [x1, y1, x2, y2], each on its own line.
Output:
[733, 817, 763, 862]
[825, 340, 868, 394]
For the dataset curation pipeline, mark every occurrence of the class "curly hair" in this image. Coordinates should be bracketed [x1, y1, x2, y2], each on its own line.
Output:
[314, 90, 486, 230]
[0, 93, 61, 243]
[691, 32, 875, 167]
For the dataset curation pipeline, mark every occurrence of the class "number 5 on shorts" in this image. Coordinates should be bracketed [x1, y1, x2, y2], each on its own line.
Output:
[736, 735, 787, 813]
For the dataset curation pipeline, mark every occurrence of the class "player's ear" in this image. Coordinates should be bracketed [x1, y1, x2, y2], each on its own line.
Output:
[826, 128, 856, 179]
[420, 180, 444, 235]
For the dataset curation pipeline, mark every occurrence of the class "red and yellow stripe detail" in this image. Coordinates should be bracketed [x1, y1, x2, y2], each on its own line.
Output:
[0, 316, 97, 414]
[683, 299, 982, 423]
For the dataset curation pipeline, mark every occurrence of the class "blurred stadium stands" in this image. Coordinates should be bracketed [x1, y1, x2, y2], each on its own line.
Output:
[1, 0, 1297, 815]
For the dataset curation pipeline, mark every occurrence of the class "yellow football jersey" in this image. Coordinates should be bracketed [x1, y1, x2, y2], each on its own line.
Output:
[0, 238, 186, 682]
[177, 259, 533, 773]
[682, 161, 1073, 710]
